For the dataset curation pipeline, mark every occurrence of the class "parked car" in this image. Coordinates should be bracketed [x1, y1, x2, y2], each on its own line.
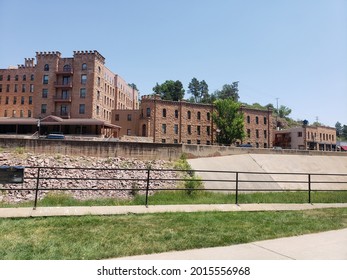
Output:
[238, 143, 252, 148]
[46, 133, 65, 139]
[273, 146, 283, 150]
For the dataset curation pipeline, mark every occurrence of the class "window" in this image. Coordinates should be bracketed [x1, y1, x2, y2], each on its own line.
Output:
[174, 124, 178, 134]
[30, 84, 34, 92]
[80, 88, 86, 98]
[41, 104, 47, 114]
[127, 114, 132, 121]
[42, 89, 48, 98]
[115, 114, 119, 121]
[29, 96, 33, 104]
[97, 77, 101, 87]
[197, 125, 201, 135]
[44, 64, 49, 71]
[127, 129, 131, 136]
[175, 110, 178, 118]
[13, 96, 17, 104]
[4, 110, 7, 117]
[264, 117, 267, 125]
[7, 75, 10, 81]
[81, 74, 87, 85]
[247, 116, 250, 123]
[0, 75, 2, 81]
[162, 108, 166, 117]
[187, 111, 191, 119]
[30, 74, 34, 81]
[15, 75, 18, 81]
[22, 84, 26, 92]
[0, 85, 2, 92]
[21, 96, 25, 105]
[14, 84, 18, 92]
[256, 129, 259, 138]
[264, 130, 267, 139]
[161, 139, 166, 143]
[197, 111, 201, 120]
[146, 107, 150, 117]
[256, 116, 259, 124]
[207, 126, 211, 136]
[298, 132, 303, 137]
[247, 129, 251, 138]
[96, 106, 100, 116]
[23, 75, 26, 81]
[79, 104, 85, 114]
[187, 125, 192, 134]
[5, 96, 9, 104]
[187, 140, 191, 144]
[162, 124, 167, 134]
[63, 65, 71, 72]
[20, 110, 23, 117]
[6, 84, 10, 92]
[174, 139, 178, 144]
[82, 63, 87, 70]
[197, 140, 201, 145]
[28, 110, 32, 117]
[264, 143, 267, 148]
[207, 112, 210, 121]
[63, 76, 70, 85]
[43, 75, 49, 84]
[12, 110, 16, 117]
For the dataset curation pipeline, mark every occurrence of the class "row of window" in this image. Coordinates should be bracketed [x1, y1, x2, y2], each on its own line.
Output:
[246, 129, 268, 139]
[0, 84, 34, 93]
[44, 63, 87, 72]
[3, 109, 32, 118]
[246, 115, 267, 125]
[42, 74, 87, 85]
[161, 124, 211, 136]
[0, 96, 33, 105]
[40, 104, 86, 114]
[161, 139, 212, 145]
[0, 74, 34, 81]
[162, 108, 211, 120]
[305, 131, 335, 142]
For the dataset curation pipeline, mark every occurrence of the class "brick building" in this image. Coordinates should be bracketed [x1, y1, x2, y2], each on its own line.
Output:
[0, 50, 138, 136]
[274, 125, 337, 150]
[114, 95, 273, 147]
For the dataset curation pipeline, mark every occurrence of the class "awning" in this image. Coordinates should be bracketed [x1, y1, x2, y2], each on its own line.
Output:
[341, 146, 347, 151]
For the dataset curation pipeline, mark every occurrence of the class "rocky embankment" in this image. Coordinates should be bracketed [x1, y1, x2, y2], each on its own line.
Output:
[0, 152, 179, 203]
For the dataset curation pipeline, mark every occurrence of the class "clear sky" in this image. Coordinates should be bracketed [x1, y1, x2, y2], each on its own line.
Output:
[0, 0, 346, 127]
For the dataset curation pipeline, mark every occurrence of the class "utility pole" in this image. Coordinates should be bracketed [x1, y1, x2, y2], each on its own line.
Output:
[276, 98, 279, 130]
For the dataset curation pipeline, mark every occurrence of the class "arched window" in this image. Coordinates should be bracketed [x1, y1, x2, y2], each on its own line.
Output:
[44, 64, 49, 71]
[82, 63, 87, 70]
[162, 108, 166, 117]
[197, 111, 201, 120]
[187, 111, 191, 119]
[63, 64, 71, 72]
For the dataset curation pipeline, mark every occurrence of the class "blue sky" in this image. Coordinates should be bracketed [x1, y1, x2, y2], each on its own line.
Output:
[0, 0, 346, 127]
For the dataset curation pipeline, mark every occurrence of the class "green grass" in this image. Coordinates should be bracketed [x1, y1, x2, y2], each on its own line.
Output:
[0, 208, 346, 259]
[1, 190, 346, 208]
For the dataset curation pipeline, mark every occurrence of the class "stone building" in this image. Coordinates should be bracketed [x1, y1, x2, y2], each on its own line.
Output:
[114, 95, 273, 147]
[0, 50, 138, 136]
[274, 125, 337, 150]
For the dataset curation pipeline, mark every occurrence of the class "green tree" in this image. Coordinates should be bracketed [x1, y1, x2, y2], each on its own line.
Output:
[188, 78, 210, 103]
[128, 83, 138, 91]
[275, 105, 292, 119]
[335, 122, 342, 137]
[153, 80, 185, 101]
[342, 125, 347, 139]
[214, 82, 239, 101]
[212, 99, 245, 145]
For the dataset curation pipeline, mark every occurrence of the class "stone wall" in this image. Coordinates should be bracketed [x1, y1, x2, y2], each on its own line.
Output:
[0, 137, 345, 161]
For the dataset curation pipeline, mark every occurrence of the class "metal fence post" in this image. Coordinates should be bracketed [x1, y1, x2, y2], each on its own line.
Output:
[308, 174, 311, 204]
[235, 172, 239, 205]
[145, 168, 150, 208]
[33, 167, 41, 210]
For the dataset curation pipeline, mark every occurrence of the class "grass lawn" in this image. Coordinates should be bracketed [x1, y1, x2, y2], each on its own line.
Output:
[1, 190, 346, 208]
[0, 207, 347, 260]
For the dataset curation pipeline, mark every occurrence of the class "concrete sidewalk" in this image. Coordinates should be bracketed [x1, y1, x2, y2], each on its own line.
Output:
[116, 228, 347, 260]
[0, 203, 347, 218]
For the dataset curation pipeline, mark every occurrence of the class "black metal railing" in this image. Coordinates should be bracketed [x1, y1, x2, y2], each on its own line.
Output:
[0, 166, 346, 209]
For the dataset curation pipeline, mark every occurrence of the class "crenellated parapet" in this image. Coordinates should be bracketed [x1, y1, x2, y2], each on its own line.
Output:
[73, 50, 105, 64]
[36, 51, 62, 58]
